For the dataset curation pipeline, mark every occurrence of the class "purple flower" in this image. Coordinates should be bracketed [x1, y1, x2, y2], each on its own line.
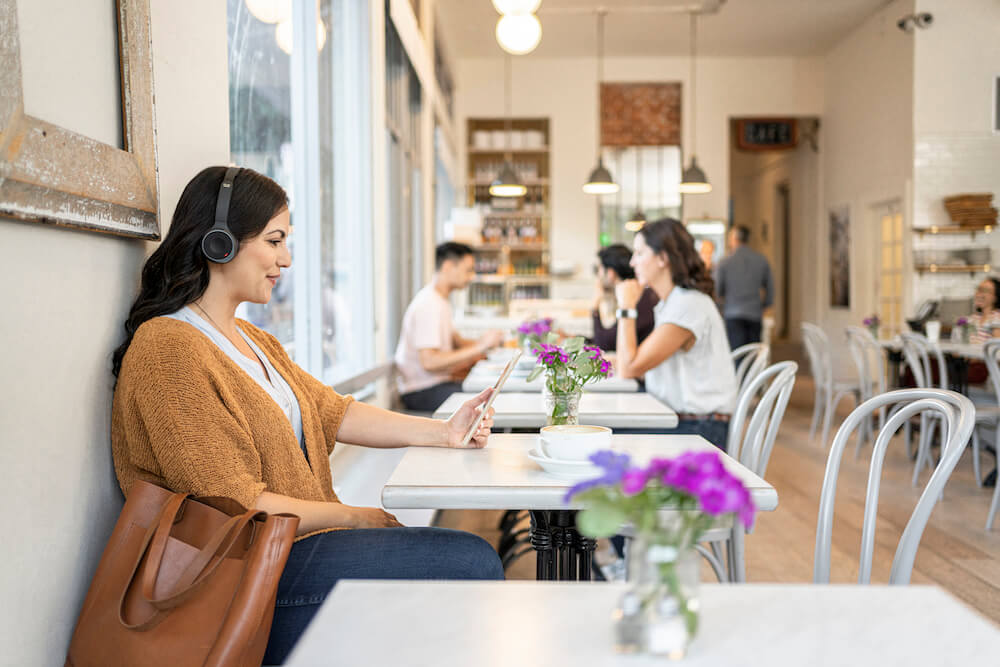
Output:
[599, 359, 612, 375]
[621, 469, 649, 496]
[957, 317, 969, 326]
[565, 450, 632, 502]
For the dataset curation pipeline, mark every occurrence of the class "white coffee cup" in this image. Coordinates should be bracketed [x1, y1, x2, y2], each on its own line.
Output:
[539, 424, 612, 462]
[925, 320, 941, 343]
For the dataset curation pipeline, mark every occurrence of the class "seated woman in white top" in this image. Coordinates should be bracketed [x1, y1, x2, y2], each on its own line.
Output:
[614, 218, 738, 450]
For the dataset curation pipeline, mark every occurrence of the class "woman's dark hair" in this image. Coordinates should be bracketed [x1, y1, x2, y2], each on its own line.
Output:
[637, 218, 714, 296]
[979, 277, 1000, 312]
[597, 244, 635, 280]
[111, 166, 288, 378]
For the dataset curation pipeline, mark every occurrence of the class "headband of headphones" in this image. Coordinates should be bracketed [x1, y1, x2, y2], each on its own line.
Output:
[202, 166, 240, 263]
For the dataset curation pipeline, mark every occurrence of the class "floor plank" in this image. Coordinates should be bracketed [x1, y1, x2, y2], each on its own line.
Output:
[436, 377, 1000, 625]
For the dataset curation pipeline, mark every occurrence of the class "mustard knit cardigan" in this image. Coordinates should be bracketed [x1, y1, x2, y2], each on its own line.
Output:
[112, 317, 354, 510]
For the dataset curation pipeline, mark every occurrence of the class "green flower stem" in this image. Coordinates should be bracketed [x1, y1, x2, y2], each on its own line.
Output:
[659, 561, 698, 637]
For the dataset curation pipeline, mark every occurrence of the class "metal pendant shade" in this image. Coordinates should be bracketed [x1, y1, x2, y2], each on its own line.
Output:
[583, 158, 619, 195]
[490, 161, 527, 197]
[679, 156, 712, 194]
[681, 12, 712, 195]
[491, 54, 526, 198]
[583, 11, 618, 195]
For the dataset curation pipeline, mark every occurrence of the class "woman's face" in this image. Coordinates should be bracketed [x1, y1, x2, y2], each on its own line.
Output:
[217, 208, 292, 304]
[630, 232, 667, 288]
[974, 279, 996, 312]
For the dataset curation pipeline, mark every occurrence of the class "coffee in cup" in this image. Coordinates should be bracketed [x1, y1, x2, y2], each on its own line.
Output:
[539, 424, 612, 462]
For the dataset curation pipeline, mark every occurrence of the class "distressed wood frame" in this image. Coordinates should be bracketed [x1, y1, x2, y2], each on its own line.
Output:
[0, 0, 159, 239]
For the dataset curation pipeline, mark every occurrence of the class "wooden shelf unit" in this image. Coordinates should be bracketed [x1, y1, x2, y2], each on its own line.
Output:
[913, 224, 995, 239]
[914, 264, 992, 275]
[466, 117, 551, 313]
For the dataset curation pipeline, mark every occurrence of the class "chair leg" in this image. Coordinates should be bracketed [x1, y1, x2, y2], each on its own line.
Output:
[987, 479, 1000, 531]
[729, 527, 746, 583]
[972, 430, 983, 489]
[809, 386, 824, 441]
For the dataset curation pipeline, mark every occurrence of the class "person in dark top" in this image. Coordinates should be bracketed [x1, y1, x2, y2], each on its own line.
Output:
[591, 244, 658, 350]
[715, 225, 774, 350]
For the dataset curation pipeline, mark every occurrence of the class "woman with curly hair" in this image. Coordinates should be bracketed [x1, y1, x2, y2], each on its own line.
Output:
[614, 218, 738, 450]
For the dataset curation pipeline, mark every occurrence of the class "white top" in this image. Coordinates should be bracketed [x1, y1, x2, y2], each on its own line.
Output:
[165, 306, 304, 450]
[381, 433, 777, 511]
[393, 284, 455, 394]
[645, 287, 738, 415]
[287, 581, 1000, 667]
[433, 392, 678, 429]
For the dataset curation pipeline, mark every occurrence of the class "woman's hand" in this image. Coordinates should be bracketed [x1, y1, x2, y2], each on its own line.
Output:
[616, 279, 642, 310]
[445, 387, 495, 449]
[350, 506, 404, 528]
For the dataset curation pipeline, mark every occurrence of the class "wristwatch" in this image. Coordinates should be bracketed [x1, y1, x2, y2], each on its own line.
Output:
[616, 308, 638, 320]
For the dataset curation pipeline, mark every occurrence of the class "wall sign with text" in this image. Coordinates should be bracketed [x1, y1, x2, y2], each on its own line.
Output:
[736, 119, 798, 151]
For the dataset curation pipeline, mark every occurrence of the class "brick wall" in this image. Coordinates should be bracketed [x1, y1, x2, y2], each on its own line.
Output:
[600, 82, 681, 146]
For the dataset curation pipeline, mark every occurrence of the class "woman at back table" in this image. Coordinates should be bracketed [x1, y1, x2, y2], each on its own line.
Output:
[110, 166, 503, 665]
[613, 218, 738, 451]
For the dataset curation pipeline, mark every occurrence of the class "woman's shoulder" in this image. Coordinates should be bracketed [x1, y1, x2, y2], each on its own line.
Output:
[132, 315, 210, 350]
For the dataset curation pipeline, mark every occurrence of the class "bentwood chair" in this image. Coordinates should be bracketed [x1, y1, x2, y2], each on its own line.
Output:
[714, 361, 798, 582]
[977, 340, 1000, 528]
[845, 326, 887, 458]
[814, 389, 974, 584]
[731, 343, 770, 397]
[801, 323, 862, 446]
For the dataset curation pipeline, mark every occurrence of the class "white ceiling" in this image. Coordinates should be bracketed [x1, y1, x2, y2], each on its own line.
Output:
[436, 0, 895, 59]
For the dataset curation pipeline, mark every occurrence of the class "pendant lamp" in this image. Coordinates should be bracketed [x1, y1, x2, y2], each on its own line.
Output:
[679, 12, 712, 195]
[490, 54, 527, 198]
[583, 11, 619, 195]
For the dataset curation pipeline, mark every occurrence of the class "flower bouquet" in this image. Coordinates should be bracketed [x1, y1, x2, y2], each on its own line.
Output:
[955, 316, 974, 343]
[568, 450, 756, 657]
[516, 318, 553, 352]
[862, 314, 880, 339]
[526, 336, 612, 425]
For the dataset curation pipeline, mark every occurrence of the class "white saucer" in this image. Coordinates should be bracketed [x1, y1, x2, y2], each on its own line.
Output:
[526, 448, 601, 480]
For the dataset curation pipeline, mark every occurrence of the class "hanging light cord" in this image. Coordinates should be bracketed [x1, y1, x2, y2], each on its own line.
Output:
[595, 10, 605, 162]
[688, 12, 697, 159]
[505, 53, 512, 162]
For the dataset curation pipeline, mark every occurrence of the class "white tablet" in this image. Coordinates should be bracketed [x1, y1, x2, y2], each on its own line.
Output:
[459, 349, 522, 447]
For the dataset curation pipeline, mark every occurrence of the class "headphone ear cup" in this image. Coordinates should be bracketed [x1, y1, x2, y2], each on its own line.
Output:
[202, 229, 238, 263]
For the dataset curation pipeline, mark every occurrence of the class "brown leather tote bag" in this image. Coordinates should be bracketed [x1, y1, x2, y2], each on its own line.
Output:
[66, 480, 299, 667]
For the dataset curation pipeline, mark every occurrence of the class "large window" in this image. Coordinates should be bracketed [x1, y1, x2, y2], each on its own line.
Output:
[227, 0, 374, 384]
[384, 20, 423, 355]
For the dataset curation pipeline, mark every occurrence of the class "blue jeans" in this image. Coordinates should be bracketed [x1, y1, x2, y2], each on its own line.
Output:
[614, 419, 729, 453]
[263, 527, 504, 664]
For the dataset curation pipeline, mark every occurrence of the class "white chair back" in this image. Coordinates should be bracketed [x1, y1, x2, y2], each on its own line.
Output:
[801, 323, 831, 389]
[727, 361, 798, 477]
[731, 343, 770, 397]
[982, 339, 1000, 403]
[845, 326, 886, 400]
[899, 332, 949, 389]
[814, 389, 975, 585]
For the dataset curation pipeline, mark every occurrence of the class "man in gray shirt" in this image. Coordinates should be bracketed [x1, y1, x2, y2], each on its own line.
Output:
[715, 226, 774, 350]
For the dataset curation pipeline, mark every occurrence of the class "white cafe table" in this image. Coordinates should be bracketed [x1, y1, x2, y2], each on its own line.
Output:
[432, 392, 679, 429]
[382, 434, 776, 581]
[287, 581, 1000, 666]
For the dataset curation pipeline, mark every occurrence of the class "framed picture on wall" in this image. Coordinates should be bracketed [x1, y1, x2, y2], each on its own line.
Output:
[829, 205, 851, 308]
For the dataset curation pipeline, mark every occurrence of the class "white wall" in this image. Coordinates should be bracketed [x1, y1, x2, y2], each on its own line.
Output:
[455, 55, 824, 278]
[819, 0, 915, 370]
[910, 0, 1000, 306]
[0, 1, 230, 663]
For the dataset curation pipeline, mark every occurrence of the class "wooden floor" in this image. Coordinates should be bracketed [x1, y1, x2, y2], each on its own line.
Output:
[437, 377, 1000, 625]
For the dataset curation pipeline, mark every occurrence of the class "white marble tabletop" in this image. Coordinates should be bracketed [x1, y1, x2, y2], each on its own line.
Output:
[381, 433, 777, 511]
[878, 337, 985, 359]
[286, 581, 1000, 666]
[433, 392, 678, 429]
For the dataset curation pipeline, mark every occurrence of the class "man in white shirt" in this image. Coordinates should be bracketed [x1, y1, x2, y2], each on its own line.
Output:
[395, 242, 504, 411]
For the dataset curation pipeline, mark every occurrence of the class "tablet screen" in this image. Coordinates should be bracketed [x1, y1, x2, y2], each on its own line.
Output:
[460, 349, 522, 447]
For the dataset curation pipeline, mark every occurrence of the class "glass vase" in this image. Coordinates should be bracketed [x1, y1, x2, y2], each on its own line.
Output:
[542, 385, 581, 426]
[867, 324, 879, 340]
[623, 531, 700, 659]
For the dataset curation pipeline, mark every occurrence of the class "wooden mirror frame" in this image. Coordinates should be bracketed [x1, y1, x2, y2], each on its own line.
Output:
[0, 0, 159, 239]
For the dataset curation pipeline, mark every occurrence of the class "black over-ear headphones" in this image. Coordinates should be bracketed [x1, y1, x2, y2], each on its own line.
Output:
[201, 166, 240, 263]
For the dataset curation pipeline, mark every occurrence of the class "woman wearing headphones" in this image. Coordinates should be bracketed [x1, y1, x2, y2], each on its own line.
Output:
[111, 167, 503, 664]
[613, 218, 738, 451]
